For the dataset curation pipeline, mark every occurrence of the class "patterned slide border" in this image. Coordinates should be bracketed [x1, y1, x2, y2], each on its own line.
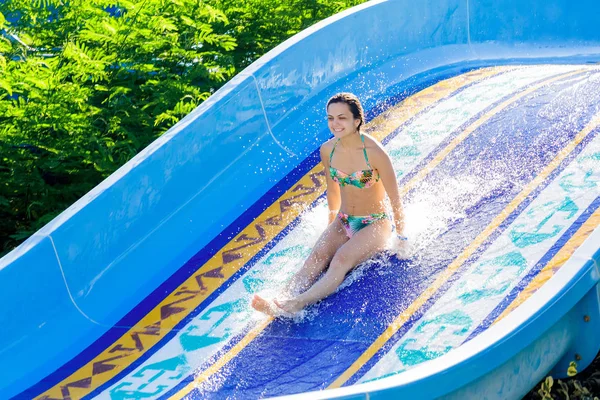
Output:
[171, 66, 590, 399]
[33, 68, 504, 400]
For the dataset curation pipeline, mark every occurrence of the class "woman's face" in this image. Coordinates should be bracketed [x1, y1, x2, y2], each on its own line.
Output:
[327, 102, 360, 139]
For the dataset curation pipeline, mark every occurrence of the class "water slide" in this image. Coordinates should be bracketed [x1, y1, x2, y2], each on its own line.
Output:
[2, 0, 600, 399]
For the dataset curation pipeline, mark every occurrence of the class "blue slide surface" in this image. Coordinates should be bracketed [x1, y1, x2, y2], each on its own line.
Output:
[1, 1, 600, 399]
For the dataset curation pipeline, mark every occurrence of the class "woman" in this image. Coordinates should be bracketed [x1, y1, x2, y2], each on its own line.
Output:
[252, 92, 406, 317]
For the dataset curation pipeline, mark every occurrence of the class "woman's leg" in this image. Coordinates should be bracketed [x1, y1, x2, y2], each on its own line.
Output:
[276, 217, 392, 313]
[251, 217, 349, 315]
[282, 216, 350, 296]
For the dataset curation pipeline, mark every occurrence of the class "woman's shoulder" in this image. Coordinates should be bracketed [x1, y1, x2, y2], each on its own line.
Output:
[362, 133, 386, 154]
[320, 138, 337, 155]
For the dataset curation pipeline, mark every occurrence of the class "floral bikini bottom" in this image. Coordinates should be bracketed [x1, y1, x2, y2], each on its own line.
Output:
[337, 211, 389, 238]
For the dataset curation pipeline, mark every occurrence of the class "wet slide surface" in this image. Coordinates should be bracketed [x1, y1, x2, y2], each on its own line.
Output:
[28, 65, 600, 400]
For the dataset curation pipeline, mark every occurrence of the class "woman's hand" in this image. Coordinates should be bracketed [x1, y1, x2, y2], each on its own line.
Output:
[390, 233, 412, 259]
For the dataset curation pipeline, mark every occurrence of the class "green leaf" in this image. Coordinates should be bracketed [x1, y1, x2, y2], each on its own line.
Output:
[25, 77, 49, 90]
[557, 380, 570, 400]
[180, 15, 197, 28]
[0, 79, 13, 96]
[117, 0, 136, 10]
[18, 33, 33, 47]
[568, 361, 578, 377]
[102, 20, 118, 35]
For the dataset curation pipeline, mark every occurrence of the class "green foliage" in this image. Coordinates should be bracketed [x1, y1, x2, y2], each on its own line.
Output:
[539, 376, 554, 400]
[526, 354, 600, 400]
[0, 0, 367, 255]
[534, 375, 599, 400]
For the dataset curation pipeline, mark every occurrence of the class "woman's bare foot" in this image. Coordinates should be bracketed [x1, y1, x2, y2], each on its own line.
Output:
[273, 298, 303, 314]
[251, 295, 296, 317]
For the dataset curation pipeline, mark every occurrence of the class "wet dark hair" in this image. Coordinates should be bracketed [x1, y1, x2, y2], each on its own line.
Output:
[326, 92, 365, 132]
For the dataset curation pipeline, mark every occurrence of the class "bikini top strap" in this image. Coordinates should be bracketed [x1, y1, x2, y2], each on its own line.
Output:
[361, 134, 373, 169]
[329, 138, 340, 164]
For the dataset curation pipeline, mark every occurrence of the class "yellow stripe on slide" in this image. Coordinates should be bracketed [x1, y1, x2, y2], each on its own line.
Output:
[328, 86, 599, 390]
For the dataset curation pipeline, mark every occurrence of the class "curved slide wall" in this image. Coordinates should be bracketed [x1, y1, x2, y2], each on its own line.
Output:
[1, 0, 600, 399]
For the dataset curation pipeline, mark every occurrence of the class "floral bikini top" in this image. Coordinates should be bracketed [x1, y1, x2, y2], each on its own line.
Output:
[329, 134, 381, 189]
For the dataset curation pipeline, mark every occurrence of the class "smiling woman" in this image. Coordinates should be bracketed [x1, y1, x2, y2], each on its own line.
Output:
[251, 92, 407, 317]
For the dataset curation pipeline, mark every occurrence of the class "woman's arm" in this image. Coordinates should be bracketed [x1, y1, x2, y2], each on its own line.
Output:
[320, 143, 341, 224]
[372, 144, 405, 235]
